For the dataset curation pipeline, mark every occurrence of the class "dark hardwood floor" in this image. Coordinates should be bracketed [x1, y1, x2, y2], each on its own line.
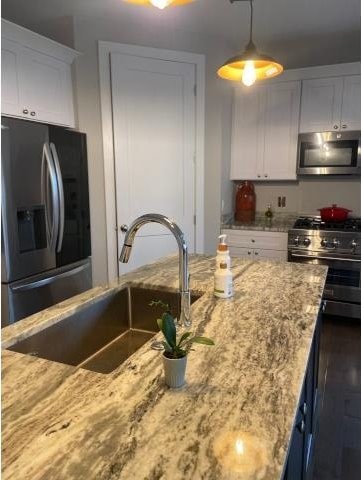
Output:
[312, 315, 361, 480]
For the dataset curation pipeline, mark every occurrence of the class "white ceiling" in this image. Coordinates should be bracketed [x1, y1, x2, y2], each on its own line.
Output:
[2, 0, 361, 68]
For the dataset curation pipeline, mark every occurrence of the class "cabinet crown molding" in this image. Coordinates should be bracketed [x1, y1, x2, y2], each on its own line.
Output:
[1, 19, 80, 64]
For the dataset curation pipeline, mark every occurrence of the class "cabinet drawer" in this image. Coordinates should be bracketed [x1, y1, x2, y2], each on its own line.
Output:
[254, 249, 287, 261]
[229, 246, 253, 258]
[223, 229, 288, 250]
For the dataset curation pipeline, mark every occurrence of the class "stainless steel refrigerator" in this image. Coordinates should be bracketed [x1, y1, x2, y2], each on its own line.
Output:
[1, 117, 92, 327]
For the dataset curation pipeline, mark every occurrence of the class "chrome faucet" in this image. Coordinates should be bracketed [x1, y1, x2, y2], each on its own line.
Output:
[119, 214, 191, 327]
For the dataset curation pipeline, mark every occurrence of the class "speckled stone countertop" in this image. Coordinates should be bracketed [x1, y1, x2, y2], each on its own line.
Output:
[222, 214, 298, 233]
[2, 255, 327, 480]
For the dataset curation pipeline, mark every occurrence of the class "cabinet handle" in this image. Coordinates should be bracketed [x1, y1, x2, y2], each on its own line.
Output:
[333, 125, 339, 130]
[30, 111, 36, 117]
[341, 124, 347, 129]
[248, 251, 252, 255]
[264, 174, 268, 178]
[297, 420, 306, 434]
[254, 251, 259, 256]
[251, 239, 255, 243]
[22, 108, 29, 114]
[257, 174, 261, 178]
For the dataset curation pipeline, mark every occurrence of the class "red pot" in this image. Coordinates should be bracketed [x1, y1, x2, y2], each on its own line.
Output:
[318, 204, 352, 222]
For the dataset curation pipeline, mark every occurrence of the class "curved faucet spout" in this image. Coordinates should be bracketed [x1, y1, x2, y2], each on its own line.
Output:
[119, 214, 191, 327]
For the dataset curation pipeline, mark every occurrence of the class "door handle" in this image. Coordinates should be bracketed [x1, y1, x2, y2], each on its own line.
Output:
[11, 263, 89, 292]
[50, 143, 65, 253]
[120, 224, 128, 233]
[41, 143, 59, 251]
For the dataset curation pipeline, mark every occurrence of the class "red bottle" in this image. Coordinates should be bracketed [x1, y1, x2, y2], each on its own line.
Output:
[235, 181, 256, 222]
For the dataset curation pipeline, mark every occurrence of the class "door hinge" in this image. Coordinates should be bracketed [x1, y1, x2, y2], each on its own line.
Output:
[193, 84, 197, 96]
[193, 214, 197, 225]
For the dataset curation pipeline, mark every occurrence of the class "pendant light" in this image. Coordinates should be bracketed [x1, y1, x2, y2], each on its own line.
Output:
[217, 0, 283, 86]
[124, 0, 195, 9]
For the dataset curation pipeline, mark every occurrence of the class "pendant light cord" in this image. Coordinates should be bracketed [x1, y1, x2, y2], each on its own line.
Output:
[249, 0, 254, 45]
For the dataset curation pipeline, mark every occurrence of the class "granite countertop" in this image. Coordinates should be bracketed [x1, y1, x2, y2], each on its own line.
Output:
[2, 255, 327, 480]
[222, 214, 298, 233]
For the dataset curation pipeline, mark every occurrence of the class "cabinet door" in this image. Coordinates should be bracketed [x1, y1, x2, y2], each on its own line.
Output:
[341, 75, 361, 130]
[1, 38, 23, 117]
[20, 47, 74, 127]
[254, 249, 287, 261]
[230, 86, 266, 180]
[300, 77, 343, 132]
[263, 81, 301, 180]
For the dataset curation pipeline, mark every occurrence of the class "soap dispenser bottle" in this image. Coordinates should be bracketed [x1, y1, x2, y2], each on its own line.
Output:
[216, 234, 231, 269]
[214, 262, 233, 299]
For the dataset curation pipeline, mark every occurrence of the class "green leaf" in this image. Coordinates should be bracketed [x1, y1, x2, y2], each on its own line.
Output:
[189, 336, 215, 346]
[157, 318, 163, 331]
[159, 312, 176, 348]
[162, 341, 172, 352]
[177, 331, 193, 347]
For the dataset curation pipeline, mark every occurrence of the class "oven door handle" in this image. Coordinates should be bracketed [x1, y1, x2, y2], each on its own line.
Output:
[290, 253, 361, 263]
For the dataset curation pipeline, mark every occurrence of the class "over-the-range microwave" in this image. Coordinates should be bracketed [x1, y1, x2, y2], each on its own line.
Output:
[297, 130, 361, 175]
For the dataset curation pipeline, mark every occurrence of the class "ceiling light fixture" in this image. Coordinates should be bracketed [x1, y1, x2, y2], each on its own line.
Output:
[217, 0, 283, 86]
[124, 0, 195, 9]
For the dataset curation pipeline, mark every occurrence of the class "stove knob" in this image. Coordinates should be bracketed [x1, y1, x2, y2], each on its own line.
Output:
[332, 238, 340, 248]
[294, 236, 300, 246]
[351, 240, 358, 252]
[303, 238, 311, 247]
[320, 238, 328, 247]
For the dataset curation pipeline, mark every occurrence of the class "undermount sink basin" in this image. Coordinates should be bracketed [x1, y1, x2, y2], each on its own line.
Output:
[8, 286, 202, 374]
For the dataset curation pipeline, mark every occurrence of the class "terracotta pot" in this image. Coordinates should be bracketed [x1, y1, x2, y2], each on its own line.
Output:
[235, 181, 256, 222]
[318, 204, 352, 222]
[163, 354, 187, 388]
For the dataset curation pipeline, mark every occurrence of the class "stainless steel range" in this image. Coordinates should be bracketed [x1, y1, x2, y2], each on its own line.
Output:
[288, 217, 361, 319]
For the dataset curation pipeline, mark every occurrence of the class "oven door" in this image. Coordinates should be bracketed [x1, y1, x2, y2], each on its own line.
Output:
[288, 250, 361, 319]
[297, 131, 361, 175]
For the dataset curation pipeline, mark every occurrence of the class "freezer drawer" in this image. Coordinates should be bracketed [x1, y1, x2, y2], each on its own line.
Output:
[1, 259, 92, 327]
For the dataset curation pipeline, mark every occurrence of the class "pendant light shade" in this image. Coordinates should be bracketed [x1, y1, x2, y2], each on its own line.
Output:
[124, 0, 195, 9]
[217, 0, 283, 85]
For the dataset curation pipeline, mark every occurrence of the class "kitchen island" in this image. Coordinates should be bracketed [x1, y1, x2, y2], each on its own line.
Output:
[2, 255, 327, 480]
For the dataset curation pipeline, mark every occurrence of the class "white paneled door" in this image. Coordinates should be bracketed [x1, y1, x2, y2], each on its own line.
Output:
[111, 53, 196, 274]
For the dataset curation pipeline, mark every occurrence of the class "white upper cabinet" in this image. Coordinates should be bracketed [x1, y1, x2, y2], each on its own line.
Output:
[1, 20, 79, 127]
[230, 86, 265, 180]
[341, 75, 361, 130]
[300, 75, 361, 132]
[231, 81, 301, 181]
[263, 82, 301, 180]
[1, 38, 23, 117]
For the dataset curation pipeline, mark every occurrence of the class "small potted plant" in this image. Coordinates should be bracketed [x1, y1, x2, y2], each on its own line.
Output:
[151, 301, 214, 388]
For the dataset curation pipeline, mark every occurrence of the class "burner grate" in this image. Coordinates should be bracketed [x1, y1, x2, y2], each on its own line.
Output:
[293, 217, 361, 232]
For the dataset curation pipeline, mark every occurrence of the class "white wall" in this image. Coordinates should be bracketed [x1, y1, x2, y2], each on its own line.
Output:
[229, 178, 361, 217]
[72, 14, 233, 284]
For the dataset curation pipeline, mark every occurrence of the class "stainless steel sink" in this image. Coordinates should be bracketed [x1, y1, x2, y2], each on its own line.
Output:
[8, 286, 202, 374]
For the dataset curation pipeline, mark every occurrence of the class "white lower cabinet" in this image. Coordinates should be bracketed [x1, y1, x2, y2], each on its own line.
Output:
[222, 229, 288, 261]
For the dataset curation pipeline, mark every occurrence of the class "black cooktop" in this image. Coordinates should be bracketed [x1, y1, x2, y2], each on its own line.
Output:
[293, 216, 361, 232]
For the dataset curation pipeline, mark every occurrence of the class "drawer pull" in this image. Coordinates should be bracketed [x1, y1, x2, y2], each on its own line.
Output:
[297, 420, 306, 434]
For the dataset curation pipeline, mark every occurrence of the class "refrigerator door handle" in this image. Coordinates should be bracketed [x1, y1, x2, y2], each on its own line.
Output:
[10, 263, 89, 292]
[50, 142, 65, 253]
[41, 143, 59, 251]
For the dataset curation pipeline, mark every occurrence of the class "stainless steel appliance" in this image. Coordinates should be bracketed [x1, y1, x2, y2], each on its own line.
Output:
[1, 117, 92, 327]
[297, 131, 361, 175]
[288, 217, 361, 319]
